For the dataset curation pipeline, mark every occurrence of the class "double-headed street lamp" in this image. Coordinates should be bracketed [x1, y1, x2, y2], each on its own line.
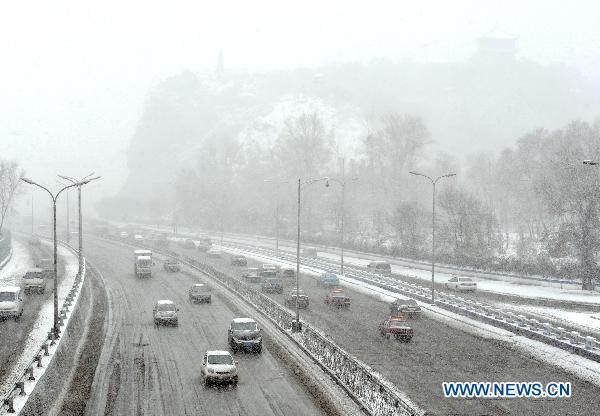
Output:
[20, 177, 80, 338]
[58, 173, 101, 276]
[292, 176, 329, 332]
[264, 179, 289, 257]
[327, 159, 358, 276]
[409, 171, 456, 303]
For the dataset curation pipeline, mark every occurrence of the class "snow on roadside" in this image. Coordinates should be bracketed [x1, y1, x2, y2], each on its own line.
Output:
[0, 240, 33, 286]
[0, 242, 79, 410]
[217, 244, 600, 388]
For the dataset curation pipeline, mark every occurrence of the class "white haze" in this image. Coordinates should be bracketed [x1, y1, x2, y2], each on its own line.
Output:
[1, 0, 600, 206]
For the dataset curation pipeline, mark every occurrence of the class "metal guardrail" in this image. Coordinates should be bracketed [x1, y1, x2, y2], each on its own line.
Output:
[223, 241, 600, 364]
[105, 236, 424, 416]
[1, 241, 85, 414]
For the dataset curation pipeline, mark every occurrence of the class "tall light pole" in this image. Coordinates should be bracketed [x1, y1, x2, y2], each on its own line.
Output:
[20, 177, 80, 338]
[327, 158, 358, 275]
[293, 176, 329, 332]
[264, 179, 289, 257]
[58, 173, 101, 276]
[409, 171, 456, 303]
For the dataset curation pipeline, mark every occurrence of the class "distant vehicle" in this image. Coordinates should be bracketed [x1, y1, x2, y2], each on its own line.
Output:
[228, 317, 262, 353]
[197, 238, 212, 252]
[163, 259, 181, 272]
[189, 283, 212, 303]
[206, 248, 222, 258]
[180, 238, 196, 249]
[284, 288, 309, 309]
[242, 268, 261, 283]
[134, 249, 153, 278]
[36, 258, 53, 273]
[378, 317, 413, 342]
[0, 287, 24, 321]
[302, 247, 318, 258]
[23, 268, 46, 294]
[119, 231, 129, 239]
[324, 288, 350, 308]
[279, 266, 295, 278]
[231, 255, 247, 266]
[153, 300, 179, 326]
[444, 276, 477, 292]
[27, 236, 41, 246]
[367, 261, 392, 277]
[390, 298, 422, 318]
[319, 272, 339, 287]
[133, 234, 144, 243]
[261, 277, 283, 294]
[258, 264, 277, 278]
[201, 350, 238, 385]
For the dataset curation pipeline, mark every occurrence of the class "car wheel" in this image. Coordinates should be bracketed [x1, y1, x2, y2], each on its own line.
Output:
[256, 344, 262, 353]
[232, 376, 238, 386]
[385, 333, 391, 340]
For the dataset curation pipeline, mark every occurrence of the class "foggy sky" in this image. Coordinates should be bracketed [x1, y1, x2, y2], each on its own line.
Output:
[2, 0, 600, 206]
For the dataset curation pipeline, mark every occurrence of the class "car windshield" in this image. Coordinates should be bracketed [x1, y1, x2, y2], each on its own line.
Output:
[24, 273, 42, 279]
[208, 354, 233, 365]
[377, 263, 391, 270]
[459, 277, 473, 282]
[157, 303, 176, 311]
[389, 320, 407, 328]
[139, 259, 152, 267]
[0, 292, 16, 302]
[232, 321, 257, 331]
[192, 285, 208, 292]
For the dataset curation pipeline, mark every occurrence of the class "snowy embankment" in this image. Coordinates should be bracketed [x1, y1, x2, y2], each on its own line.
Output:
[0, 240, 32, 286]
[0, 241, 79, 414]
[215, 243, 600, 389]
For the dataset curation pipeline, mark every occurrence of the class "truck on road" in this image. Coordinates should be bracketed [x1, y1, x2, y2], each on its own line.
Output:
[134, 249, 153, 278]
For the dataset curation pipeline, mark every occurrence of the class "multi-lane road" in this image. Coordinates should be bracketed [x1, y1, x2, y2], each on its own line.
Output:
[83, 237, 324, 416]
[174, 242, 600, 416]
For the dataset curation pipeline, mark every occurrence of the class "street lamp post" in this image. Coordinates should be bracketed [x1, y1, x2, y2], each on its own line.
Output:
[264, 179, 289, 257]
[409, 171, 456, 303]
[327, 159, 358, 275]
[20, 177, 80, 338]
[293, 176, 329, 332]
[58, 174, 101, 276]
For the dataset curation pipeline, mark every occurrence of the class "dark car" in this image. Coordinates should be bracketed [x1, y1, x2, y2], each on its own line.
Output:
[261, 277, 283, 294]
[242, 268, 261, 283]
[378, 317, 413, 342]
[367, 261, 392, 276]
[163, 259, 181, 272]
[284, 288, 309, 309]
[189, 283, 212, 303]
[324, 288, 350, 308]
[228, 318, 262, 353]
[279, 267, 295, 278]
[231, 255, 247, 266]
[390, 298, 422, 318]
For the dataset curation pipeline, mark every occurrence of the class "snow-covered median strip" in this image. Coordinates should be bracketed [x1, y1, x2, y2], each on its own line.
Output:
[0, 242, 83, 415]
[217, 244, 600, 388]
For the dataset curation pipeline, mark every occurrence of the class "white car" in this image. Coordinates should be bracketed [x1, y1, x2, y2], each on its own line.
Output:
[0, 287, 24, 321]
[201, 350, 238, 385]
[444, 276, 477, 292]
[119, 231, 129, 239]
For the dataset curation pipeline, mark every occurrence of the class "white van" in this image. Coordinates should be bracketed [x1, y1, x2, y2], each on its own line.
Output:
[0, 286, 24, 321]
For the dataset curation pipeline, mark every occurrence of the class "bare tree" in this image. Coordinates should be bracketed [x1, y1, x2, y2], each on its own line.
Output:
[0, 160, 23, 235]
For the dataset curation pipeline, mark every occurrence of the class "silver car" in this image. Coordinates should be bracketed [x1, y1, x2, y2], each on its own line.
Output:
[153, 300, 179, 326]
[201, 350, 238, 385]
